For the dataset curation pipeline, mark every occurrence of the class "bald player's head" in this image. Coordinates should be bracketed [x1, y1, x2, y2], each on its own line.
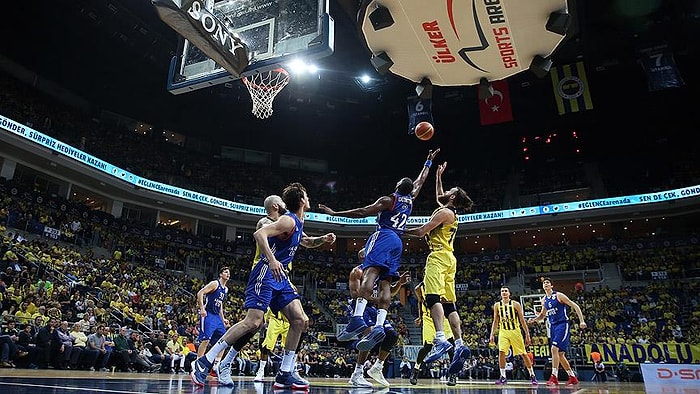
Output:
[263, 195, 286, 214]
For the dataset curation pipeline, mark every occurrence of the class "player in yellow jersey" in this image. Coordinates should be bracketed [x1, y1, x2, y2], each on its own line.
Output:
[254, 308, 289, 381]
[410, 280, 454, 385]
[404, 161, 473, 385]
[489, 286, 537, 385]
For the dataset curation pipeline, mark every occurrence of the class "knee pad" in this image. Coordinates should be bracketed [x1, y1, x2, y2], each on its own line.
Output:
[381, 328, 399, 352]
[443, 302, 457, 317]
[425, 294, 441, 310]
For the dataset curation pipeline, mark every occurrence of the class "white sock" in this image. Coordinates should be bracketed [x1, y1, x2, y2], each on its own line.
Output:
[257, 360, 267, 374]
[221, 348, 238, 366]
[206, 339, 229, 364]
[375, 309, 387, 327]
[567, 369, 575, 376]
[353, 298, 368, 317]
[355, 364, 363, 373]
[292, 353, 299, 372]
[551, 368, 558, 377]
[455, 338, 463, 348]
[500, 368, 506, 378]
[374, 359, 384, 368]
[281, 350, 296, 372]
[436, 331, 446, 341]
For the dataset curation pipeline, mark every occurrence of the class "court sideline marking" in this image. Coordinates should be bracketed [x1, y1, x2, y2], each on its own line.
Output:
[1, 382, 158, 394]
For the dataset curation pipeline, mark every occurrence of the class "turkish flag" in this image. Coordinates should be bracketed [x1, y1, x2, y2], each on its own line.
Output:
[478, 79, 513, 125]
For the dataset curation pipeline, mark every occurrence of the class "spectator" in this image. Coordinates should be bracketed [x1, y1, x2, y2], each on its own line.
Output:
[53, 320, 73, 369]
[69, 322, 93, 370]
[87, 324, 111, 371]
[129, 331, 161, 372]
[400, 355, 412, 378]
[165, 332, 186, 373]
[0, 320, 24, 367]
[35, 317, 57, 369]
[113, 326, 137, 372]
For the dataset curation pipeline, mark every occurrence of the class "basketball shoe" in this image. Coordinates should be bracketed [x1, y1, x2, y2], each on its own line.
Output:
[190, 357, 213, 387]
[448, 345, 470, 375]
[367, 363, 389, 387]
[546, 375, 559, 386]
[338, 316, 368, 341]
[357, 326, 385, 351]
[409, 368, 419, 385]
[273, 370, 309, 390]
[447, 374, 457, 386]
[292, 369, 309, 386]
[566, 376, 580, 386]
[217, 361, 234, 386]
[495, 376, 507, 385]
[254, 368, 265, 382]
[349, 370, 373, 388]
[424, 338, 453, 363]
[209, 361, 219, 378]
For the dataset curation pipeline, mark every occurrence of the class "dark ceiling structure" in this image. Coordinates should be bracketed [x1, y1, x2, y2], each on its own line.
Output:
[1, 0, 699, 175]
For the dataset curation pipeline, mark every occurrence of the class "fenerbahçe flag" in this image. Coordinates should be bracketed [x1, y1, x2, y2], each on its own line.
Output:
[551, 61, 594, 115]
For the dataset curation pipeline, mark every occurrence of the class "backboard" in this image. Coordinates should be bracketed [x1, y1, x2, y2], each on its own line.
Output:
[161, 0, 334, 94]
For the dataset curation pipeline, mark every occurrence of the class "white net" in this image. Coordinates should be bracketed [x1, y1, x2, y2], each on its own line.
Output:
[242, 68, 290, 119]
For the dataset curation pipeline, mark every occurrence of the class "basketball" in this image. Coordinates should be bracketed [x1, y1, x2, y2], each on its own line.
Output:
[414, 121, 434, 141]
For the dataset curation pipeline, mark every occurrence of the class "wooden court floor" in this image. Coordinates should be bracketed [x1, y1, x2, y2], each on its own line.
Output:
[0, 369, 656, 393]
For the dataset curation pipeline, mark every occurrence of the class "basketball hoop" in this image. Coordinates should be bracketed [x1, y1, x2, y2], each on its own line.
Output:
[242, 67, 290, 119]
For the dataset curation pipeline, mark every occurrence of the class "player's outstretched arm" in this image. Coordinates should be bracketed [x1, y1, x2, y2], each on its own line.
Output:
[318, 196, 393, 218]
[411, 148, 440, 198]
[404, 207, 451, 238]
[435, 161, 449, 205]
[301, 232, 336, 248]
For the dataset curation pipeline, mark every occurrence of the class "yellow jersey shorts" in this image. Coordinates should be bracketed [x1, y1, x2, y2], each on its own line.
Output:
[421, 311, 454, 344]
[424, 250, 457, 303]
[498, 328, 527, 356]
[261, 313, 290, 350]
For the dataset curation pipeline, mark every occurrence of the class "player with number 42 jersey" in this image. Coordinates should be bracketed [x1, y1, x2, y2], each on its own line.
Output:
[318, 149, 440, 352]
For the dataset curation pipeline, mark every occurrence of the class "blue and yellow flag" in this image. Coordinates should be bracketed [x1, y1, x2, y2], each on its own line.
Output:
[550, 61, 594, 115]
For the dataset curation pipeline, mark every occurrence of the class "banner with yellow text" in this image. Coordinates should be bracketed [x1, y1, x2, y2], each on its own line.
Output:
[585, 343, 700, 365]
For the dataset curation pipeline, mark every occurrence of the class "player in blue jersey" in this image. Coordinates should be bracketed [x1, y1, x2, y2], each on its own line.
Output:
[195, 266, 230, 375]
[191, 183, 335, 390]
[343, 249, 410, 388]
[528, 277, 587, 387]
[319, 148, 439, 351]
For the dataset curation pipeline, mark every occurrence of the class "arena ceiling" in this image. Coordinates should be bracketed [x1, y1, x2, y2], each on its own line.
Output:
[1, 0, 699, 175]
